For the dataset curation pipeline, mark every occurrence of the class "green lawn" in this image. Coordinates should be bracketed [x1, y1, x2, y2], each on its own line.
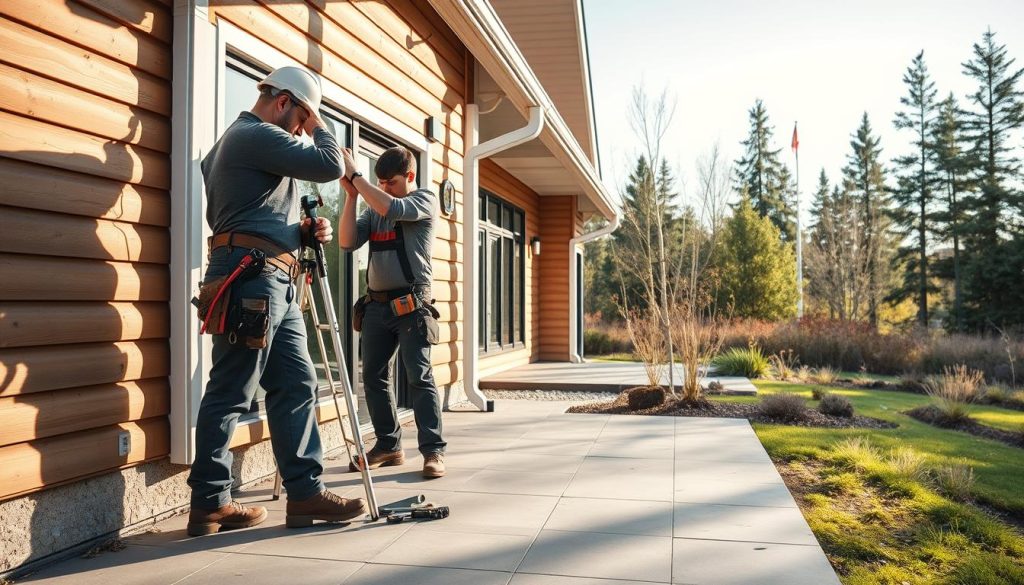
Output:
[720, 380, 1024, 584]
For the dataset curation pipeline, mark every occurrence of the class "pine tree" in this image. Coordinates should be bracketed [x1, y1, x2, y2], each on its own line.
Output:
[733, 99, 797, 242]
[931, 93, 971, 331]
[890, 51, 941, 327]
[716, 197, 798, 320]
[842, 113, 895, 328]
[806, 170, 872, 321]
[959, 29, 1024, 328]
[613, 155, 681, 313]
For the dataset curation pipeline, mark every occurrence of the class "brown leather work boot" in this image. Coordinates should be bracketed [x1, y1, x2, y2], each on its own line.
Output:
[286, 490, 367, 528]
[423, 452, 446, 478]
[187, 501, 268, 536]
[348, 445, 405, 472]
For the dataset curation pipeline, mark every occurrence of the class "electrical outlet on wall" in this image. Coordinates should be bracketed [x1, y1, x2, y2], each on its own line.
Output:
[118, 430, 131, 457]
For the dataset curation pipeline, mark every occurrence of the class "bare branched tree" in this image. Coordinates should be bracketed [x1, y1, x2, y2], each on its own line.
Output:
[623, 85, 678, 392]
[670, 145, 730, 399]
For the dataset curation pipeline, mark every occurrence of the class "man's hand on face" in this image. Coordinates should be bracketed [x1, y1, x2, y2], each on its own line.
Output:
[301, 107, 323, 136]
[302, 217, 333, 244]
[341, 148, 357, 179]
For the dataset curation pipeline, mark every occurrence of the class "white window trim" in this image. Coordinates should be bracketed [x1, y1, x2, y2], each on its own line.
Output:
[170, 12, 431, 465]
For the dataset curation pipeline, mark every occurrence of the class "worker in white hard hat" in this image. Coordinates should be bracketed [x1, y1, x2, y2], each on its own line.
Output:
[186, 65, 366, 536]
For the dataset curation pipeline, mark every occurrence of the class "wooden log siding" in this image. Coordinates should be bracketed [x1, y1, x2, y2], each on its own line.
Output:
[205, 0, 469, 391]
[538, 196, 576, 362]
[0, 0, 172, 499]
[479, 160, 542, 375]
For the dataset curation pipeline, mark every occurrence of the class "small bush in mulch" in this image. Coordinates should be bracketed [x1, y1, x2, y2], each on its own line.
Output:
[706, 380, 725, 394]
[819, 393, 854, 418]
[906, 405, 1024, 449]
[811, 387, 828, 401]
[758, 393, 808, 422]
[712, 344, 770, 378]
[626, 386, 666, 411]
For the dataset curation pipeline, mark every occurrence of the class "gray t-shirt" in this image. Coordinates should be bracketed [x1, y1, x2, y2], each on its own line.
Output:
[201, 112, 344, 253]
[345, 189, 436, 291]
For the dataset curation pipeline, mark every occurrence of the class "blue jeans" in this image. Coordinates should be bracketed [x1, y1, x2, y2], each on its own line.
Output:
[360, 300, 446, 455]
[187, 247, 324, 509]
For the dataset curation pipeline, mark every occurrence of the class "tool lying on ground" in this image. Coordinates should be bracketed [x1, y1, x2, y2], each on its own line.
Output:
[378, 494, 450, 524]
[270, 195, 380, 520]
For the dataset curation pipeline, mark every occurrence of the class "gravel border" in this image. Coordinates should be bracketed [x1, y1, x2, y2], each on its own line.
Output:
[482, 389, 618, 402]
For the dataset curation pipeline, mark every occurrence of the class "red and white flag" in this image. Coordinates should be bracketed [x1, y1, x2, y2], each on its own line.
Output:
[791, 123, 799, 152]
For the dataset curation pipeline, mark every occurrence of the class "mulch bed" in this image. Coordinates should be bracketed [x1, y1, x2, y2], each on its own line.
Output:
[905, 405, 1024, 449]
[568, 393, 897, 430]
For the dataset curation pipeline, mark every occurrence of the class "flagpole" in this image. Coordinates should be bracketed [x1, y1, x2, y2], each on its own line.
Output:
[793, 122, 803, 319]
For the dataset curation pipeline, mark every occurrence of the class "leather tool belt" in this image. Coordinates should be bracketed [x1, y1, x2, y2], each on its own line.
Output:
[208, 232, 299, 280]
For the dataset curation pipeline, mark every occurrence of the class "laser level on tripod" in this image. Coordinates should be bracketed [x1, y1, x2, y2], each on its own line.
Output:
[270, 194, 380, 520]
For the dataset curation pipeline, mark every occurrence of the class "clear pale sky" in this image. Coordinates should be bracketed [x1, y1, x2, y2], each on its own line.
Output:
[582, 0, 1024, 221]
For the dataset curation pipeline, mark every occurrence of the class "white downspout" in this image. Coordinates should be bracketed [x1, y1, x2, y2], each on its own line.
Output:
[568, 213, 620, 364]
[463, 104, 544, 411]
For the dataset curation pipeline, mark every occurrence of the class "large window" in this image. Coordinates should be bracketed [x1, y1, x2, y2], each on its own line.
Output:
[221, 52, 423, 419]
[223, 53, 355, 412]
[478, 190, 525, 353]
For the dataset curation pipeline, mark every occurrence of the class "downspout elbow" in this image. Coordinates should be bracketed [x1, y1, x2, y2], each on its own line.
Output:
[569, 211, 620, 364]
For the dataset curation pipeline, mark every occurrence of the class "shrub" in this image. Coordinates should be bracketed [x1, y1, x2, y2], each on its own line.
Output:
[811, 366, 838, 385]
[584, 325, 633, 356]
[758, 393, 807, 421]
[934, 463, 975, 502]
[977, 384, 1009, 405]
[706, 380, 724, 394]
[714, 318, 1024, 384]
[819, 393, 854, 418]
[886, 447, 929, 483]
[831, 436, 881, 471]
[925, 365, 983, 424]
[626, 386, 666, 411]
[811, 387, 828, 401]
[712, 344, 770, 378]
[769, 349, 799, 380]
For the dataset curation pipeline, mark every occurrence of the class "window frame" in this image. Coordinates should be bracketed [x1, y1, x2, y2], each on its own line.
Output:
[169, 19, 432, 464]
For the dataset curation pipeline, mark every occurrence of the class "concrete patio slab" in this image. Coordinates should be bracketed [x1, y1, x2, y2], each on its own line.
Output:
[672, 538, 839, 585]
[518, 529, 673, 583]
[481, 361, 757, 395]
[16, 400, 839, 585]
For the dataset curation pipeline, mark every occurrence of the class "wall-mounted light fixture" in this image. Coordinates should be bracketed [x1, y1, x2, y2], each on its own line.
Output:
[531, 236, 541, 256]
[425, 116, 442, 143]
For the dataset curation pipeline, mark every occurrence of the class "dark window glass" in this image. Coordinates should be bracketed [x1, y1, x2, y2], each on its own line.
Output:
[489, 235, 500, 346]
[477, 189, 526, 352]
[487, 198, 499, 225]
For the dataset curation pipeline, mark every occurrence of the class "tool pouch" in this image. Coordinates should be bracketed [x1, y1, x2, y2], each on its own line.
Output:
[231, 296, 271, 349]
[418, 301, 442, 345]
[194, 276, 230, 335]
[352, 295, 369, 332]
[389, 293, 417, 318]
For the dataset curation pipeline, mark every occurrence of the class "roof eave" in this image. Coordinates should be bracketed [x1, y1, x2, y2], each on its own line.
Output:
[429, 0, 618, 221]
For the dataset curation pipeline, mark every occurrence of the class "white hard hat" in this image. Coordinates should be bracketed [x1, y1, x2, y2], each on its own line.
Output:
[257, 66, 322, 114]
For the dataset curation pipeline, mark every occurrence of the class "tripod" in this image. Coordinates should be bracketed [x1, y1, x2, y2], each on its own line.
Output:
[271, 195, 380, 521]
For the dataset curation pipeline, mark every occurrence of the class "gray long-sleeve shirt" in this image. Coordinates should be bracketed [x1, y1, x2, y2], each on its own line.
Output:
[344, 189, 436, 291]
[201, 111, 344, 253]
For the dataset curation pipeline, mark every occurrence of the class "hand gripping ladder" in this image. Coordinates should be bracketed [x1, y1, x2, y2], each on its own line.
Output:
[271, 194, 380, 521]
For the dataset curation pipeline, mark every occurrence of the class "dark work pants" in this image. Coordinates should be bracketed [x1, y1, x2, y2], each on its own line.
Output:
[360, 301, 446, 455]
[188, 247, 324, 510]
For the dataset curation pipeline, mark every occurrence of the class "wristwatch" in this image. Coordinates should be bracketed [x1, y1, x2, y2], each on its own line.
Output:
[347, 170, 363, 182]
